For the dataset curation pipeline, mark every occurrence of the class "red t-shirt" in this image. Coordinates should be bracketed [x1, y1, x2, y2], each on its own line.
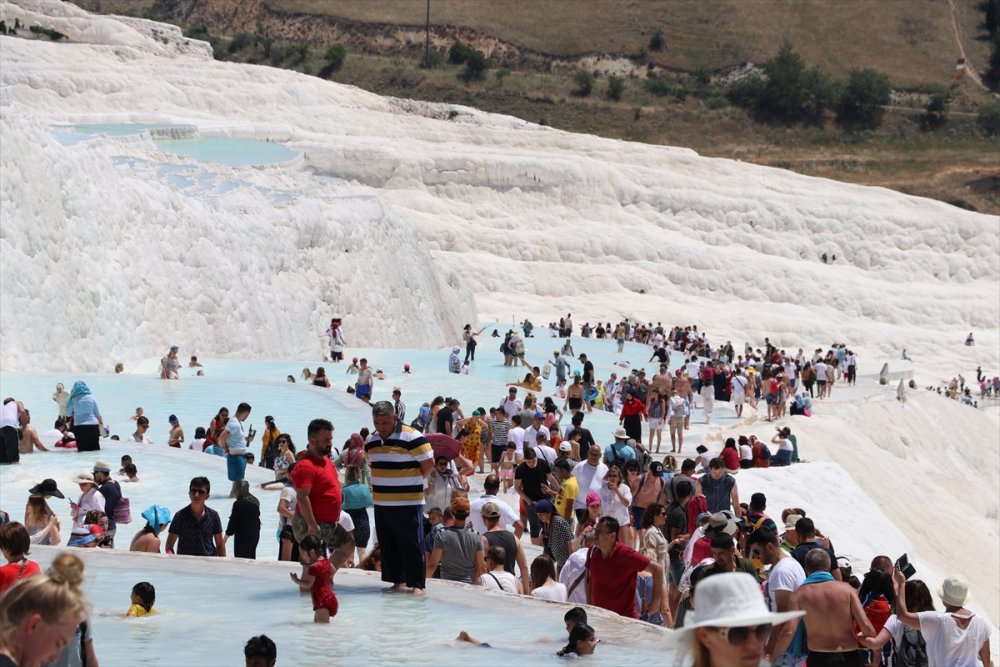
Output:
[720, 447, 740, 471]
[0, 559, 42, 595]
[290, 452, 343, 524]
[586, 541, 651, 618]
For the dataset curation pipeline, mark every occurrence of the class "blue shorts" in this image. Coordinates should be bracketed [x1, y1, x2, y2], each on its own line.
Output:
[227, 452, 248, 481]
[356, 384, 371, 399]
[668, 558, 685, 586]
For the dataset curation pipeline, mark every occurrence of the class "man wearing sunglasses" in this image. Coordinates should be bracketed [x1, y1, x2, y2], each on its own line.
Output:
[166, 476, 225, 557]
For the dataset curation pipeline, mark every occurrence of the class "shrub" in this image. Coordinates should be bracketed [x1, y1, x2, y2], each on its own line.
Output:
[495, 67, 511, 86]
[758, 42, 808, 121]
[799, 67, 839, 124]
[227, 32, 254, 54]
[836, 68, 891, 128]
[606, 75, 625, 100]
[726, 73, 765, 108]
[318, 43, 347, 78]
[649, 30, 666, 51]
[448, 110, 459, 120]
[449, 41, 474, 65]
[633, 106, 642, 120]
[705, 95, 728, 110]
[287, 42, 310, 66]
[644, 77, 687, 100]
[921, 85, 951, 129]
[463, 49, 490, 80]
[574, 71, 595, 96]
[184, 24, 211, 40]
[977, 101, 1000, 135]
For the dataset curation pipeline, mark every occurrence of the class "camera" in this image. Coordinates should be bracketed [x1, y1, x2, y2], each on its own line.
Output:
[895, 553, 916, 580]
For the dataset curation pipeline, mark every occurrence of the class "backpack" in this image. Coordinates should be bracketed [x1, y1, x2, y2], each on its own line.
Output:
[670, 396, 686, 417]
[542, 361, 552, 379]
[894, 626, 928, 667]
[607, 444, 627, 468]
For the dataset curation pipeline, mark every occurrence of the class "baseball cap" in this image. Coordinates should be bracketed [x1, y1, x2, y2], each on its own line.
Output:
[535, 500, 555, 514]
[783, 514, 804, 531]
[586, 492, 601, 507]
[559, 442, 572, 452]
[481, 502, 501, 519]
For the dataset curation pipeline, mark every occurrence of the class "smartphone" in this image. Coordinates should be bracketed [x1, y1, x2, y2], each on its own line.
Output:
[895, 553, 916, 579]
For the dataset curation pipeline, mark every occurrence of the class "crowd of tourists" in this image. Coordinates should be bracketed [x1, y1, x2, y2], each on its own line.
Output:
[0, 316, 993, 667]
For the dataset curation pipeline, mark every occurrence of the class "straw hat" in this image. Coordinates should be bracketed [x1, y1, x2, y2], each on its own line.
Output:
[685, 572, 805, 628]
[613, 427, 629, 440]
[71, 472, 96, 485]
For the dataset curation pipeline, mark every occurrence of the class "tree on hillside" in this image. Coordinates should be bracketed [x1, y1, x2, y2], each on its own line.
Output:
[318, 44, 347, 79]
[573, 71, 595, 96]
[606, 75, 625, 100]
[463, 49, 490, 80]
[978, 101, 1000, 135]
[986, 0, 998, 37]
[449, 41, 473, 65]
[649, 30, 666, 51]
[836, 68, 891, 128]
[988, 39, 1000, 89]
[921, 84, 952, 130]
[757, 41, 836, 124]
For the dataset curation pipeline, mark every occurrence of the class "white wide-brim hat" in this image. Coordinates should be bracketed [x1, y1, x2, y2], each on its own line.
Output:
[938, 574, 969, 607]
[684, 572, 805, 629]
[613, 427, 629, 440]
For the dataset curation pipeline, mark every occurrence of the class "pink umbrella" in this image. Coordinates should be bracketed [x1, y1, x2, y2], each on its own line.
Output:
[425, 432, 461, 460]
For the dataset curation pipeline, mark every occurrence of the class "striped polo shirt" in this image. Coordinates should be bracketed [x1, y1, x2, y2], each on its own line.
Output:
[365, 423, 434, 506]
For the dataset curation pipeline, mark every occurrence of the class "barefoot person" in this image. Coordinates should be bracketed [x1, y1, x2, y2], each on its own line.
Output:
[365, 401, 434, 594]
[18, 408, 48, 455]
[290, 419, 355, 570]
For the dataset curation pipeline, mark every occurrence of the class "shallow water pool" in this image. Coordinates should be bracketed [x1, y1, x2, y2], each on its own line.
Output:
[27, 547, 680, 667]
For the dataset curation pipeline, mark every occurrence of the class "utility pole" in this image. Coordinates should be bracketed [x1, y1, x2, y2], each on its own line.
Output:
[424, 0, 431, 68]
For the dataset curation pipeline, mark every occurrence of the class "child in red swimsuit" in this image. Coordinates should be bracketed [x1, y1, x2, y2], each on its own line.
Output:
[290, 535, 339, 623]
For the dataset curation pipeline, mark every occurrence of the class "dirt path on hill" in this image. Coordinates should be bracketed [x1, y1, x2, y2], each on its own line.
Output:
[948, 0, 988, 92]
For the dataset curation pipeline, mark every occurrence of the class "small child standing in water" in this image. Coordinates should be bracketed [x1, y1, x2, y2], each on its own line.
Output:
[126, 582, 156, 617]
[290, 535, 339, 623]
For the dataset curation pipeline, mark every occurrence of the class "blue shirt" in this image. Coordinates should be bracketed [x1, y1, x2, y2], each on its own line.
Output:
[68, 395, 101, 426]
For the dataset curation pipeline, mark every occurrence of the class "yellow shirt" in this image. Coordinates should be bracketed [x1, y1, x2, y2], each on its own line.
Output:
[126, 604, 156, 617]
[554, 476, 578, 520]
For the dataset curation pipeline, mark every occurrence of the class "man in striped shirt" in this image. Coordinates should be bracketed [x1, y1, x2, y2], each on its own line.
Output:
[366, 400, 435, 594]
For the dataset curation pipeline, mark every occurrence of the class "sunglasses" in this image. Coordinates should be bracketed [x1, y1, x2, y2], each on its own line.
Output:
[189, 488, 209, 496]
[712, 624, 772, 645]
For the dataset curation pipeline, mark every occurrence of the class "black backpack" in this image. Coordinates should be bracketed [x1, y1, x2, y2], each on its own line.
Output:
[894, 626, 928, 667]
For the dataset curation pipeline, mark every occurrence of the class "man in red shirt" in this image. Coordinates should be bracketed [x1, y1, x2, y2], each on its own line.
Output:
[584, 516, 663, 618]
[291, 418, 355, 568]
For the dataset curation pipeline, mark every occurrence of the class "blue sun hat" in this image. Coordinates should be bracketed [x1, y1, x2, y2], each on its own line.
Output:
[141, 505, 172, 532]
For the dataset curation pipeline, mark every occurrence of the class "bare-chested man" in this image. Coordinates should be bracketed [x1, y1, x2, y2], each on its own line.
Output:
[18, 407, 48, 455]
[774, 548, 875, 667]
[651, 365, 673, 397]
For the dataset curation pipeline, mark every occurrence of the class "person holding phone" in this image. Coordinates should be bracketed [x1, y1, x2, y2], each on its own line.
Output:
[218, 402, 255, 498]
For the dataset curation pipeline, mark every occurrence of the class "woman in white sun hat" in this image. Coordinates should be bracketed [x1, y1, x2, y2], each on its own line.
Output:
[890, 569, 993, 667]
[686, 572, 804, 667]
